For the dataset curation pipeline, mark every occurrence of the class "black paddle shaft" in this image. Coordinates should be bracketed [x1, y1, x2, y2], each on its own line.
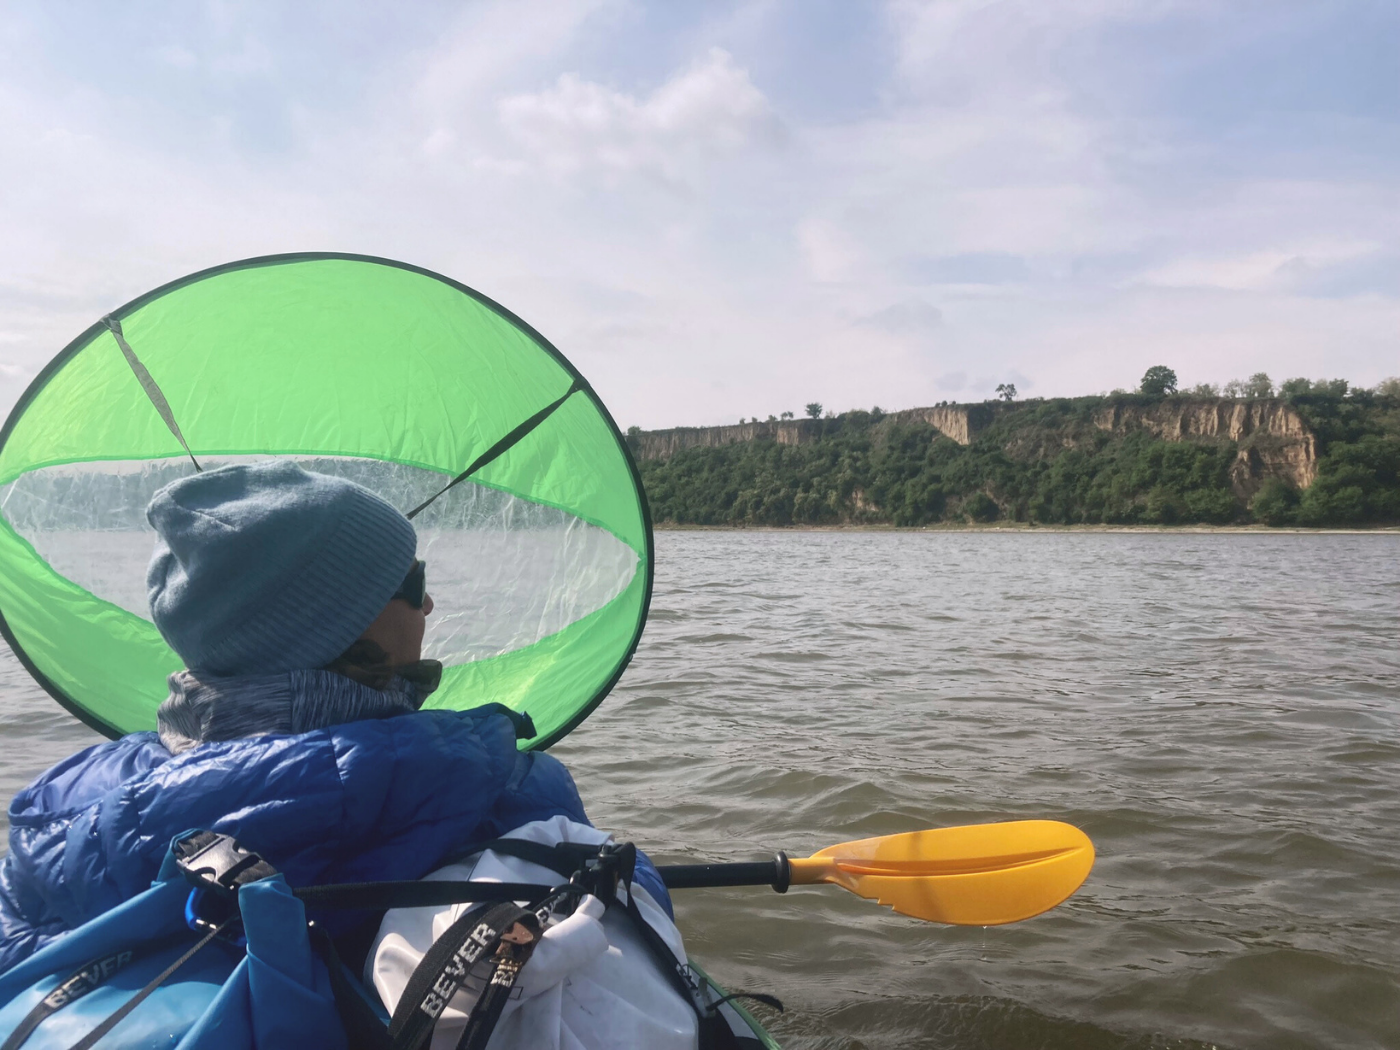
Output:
[657, 852, 791, 892]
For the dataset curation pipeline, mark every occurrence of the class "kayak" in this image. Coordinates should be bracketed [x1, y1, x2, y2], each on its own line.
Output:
[691, 959, 782, 1050]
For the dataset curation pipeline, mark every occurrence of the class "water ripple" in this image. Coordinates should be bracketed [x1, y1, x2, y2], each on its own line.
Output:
[2, 531, 1398, 1049]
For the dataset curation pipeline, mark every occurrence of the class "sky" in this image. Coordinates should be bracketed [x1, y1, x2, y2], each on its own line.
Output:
[0, 0, 1395, 429]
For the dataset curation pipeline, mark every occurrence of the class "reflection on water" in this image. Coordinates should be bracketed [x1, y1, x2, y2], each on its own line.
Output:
[556, 532, 1400, 1050]
[4, 531, 1398, 1049]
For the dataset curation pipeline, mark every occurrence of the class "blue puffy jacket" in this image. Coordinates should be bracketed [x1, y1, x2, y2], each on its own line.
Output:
[0, 706, 670, 975]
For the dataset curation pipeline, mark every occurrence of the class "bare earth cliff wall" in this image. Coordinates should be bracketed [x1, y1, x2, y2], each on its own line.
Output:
[884, 404, 997, 445]
[633, 404, 999, 460]
[631, 398, 1319, 494]
[632, 418, 824, 460]
[1092, 399, 1317, 493]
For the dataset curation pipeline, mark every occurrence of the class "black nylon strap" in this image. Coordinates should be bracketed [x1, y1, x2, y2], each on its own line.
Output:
[449, 912, 541, 1050]
[309, 924, 393, 1050]
[295, 880, 554, 911]
[386, 902, 534, 1050]
[449, 837, 739, 1045]
[484, 838, 739, 1046]
[61, 917, 235, 1050]
[102, 316, 201, 473]
[458, 838, 600, 874]
[405, 380, 581, 520]
[708, 990, 785, 1013]
[302, 839, 769, 1050]
[620, 880, 743, 1050]
[0, 939, 184, 1050]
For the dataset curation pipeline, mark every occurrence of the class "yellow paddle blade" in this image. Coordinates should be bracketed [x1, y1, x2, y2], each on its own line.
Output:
[786, 820, 1094, 925]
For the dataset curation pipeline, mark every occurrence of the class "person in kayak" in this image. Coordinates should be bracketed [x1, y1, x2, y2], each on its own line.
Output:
[0, 460, 675, 980]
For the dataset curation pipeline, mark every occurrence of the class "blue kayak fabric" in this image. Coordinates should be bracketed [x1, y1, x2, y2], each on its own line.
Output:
[0, 705, 677, 976]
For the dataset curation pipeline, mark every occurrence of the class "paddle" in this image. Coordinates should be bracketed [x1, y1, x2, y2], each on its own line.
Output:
[657, 820, 1094, 925]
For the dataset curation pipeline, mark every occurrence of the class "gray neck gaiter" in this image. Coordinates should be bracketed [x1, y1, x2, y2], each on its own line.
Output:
[156, 665, 435, 755]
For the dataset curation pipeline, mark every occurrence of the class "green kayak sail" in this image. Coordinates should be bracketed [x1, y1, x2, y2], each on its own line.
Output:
[0, 253, 653, 748]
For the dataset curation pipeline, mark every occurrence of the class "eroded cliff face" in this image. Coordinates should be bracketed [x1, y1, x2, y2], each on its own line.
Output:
[630, 398, 1319, 494]
[632, 419, 823, 460]
[1091, 398, 1310, 444]
[632, 405, 993, 460]
[1092, 399, 1317, 492]
[885, 404, 997, 445]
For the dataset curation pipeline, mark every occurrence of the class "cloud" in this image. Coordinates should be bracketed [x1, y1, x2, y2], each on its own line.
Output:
[1142, 251, 1314, 292]
[0, 0, 1395, 434]
[855, 299, 944, 334]
[1285, 251, 1400, 299]
[909, 252, 1031, 286]
[496, 48, 780, 184]
[796, 218, 869, 283]
[1138, 242, 1384, 293]
[1002, 368, 1034, 391]
[936, 371, 968, 392]
[154, 44, 197, 70]
[412, 0, 607, 130]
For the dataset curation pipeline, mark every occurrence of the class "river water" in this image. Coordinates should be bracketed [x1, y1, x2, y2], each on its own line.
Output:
[2, 531, 1398, 1049]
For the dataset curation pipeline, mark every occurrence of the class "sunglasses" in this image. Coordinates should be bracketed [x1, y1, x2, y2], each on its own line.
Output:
[392, 560, 428, 609]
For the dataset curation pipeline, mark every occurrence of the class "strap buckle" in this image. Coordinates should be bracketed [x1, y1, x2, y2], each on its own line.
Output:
[570, 841, 636, 906]
[172, 830, 278, 898]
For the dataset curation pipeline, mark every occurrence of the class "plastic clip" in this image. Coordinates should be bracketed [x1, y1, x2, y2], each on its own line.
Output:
[571, 841, 637, 906]
[172, 830, 278, 898]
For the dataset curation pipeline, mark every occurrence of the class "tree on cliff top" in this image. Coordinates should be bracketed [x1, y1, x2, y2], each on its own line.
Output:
[1246, 373, 1274, 398]
[996, 383, 1017, 402]
[805, 402, 823, 419]
[1281, 377, 1351, 399]
[1140, 366, 1178, 397]
[1226, 373, 1274, 398]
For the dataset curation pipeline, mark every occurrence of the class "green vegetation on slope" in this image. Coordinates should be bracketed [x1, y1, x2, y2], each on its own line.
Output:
[635, 391, 1400, 528]
[1259, 391, 1400, 526]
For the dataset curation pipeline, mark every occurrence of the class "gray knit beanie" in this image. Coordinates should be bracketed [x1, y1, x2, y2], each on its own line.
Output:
[146, 461, 418, 676]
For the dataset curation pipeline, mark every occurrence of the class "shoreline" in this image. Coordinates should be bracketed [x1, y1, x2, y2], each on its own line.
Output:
[653, 522, 1400, 535]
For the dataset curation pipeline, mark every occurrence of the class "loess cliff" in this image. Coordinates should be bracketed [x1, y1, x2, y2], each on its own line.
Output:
[635, 399, 1316, 493]
[629, 393, 1399, 527]
[1092, 399, 1316, 493]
